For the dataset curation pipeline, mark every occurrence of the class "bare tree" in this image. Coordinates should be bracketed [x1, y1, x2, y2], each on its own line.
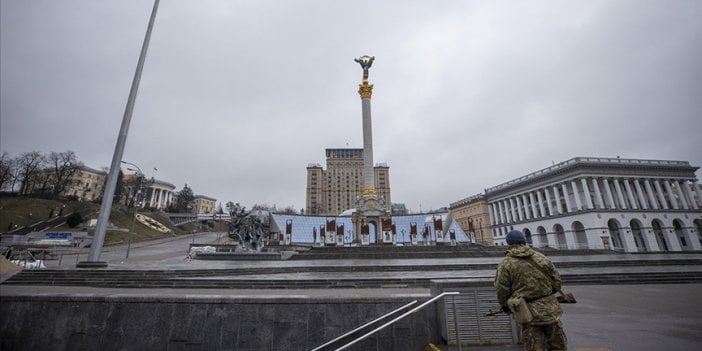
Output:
[0, 152, 15, 192]
[46, 150, 80, 198]
[16, 151, 46, 195]
[122, 170, 152, 208]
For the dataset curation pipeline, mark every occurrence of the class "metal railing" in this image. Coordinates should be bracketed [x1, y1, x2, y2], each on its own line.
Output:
[333, 291, 460, 351]
[310, 299, 418, 351]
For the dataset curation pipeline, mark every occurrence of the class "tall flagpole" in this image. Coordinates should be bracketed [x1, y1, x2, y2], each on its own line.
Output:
[79, 0, 160, 267]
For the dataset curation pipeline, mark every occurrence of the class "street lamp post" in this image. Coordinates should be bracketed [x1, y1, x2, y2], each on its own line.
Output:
[188, 204, 195, 243]
[122, 161, 143, 259]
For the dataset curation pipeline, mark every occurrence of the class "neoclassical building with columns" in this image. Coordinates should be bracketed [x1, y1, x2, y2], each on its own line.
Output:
[123, 174, 176, 210]
[484, 157, 701, 252]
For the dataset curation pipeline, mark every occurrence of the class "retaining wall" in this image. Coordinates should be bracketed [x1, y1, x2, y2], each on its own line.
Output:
[0, 294, 439, 351]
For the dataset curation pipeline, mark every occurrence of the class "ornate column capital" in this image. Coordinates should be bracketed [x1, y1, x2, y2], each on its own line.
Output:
[358, 80, 374, 99]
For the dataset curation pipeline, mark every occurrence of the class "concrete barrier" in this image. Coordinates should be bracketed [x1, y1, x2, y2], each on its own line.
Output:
[0, 294, 439, 351]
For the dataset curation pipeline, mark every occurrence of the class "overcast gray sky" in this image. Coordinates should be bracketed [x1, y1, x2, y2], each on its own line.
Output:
[2, 0, 701, 213]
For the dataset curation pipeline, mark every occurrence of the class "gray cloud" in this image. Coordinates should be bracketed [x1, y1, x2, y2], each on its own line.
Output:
[2, 0, 701, 213]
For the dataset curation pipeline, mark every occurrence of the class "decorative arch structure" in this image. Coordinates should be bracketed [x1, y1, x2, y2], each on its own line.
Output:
[651, 219, 669, 251]
[523, 228, 533, 245]
[534, 226, 547, 247]
[630, 219, 647, 252]
[608, 219, 625, 251]
[571, 221, 588, 250]
[553, 223, 567, 249]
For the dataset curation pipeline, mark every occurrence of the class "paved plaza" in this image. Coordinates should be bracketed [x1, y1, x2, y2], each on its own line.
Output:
[2, 232, 702, 350]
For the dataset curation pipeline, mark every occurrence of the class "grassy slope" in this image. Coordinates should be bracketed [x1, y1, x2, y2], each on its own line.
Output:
[0, 196, 228, 245]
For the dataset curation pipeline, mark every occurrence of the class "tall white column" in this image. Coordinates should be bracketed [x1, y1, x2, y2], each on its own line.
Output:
[644, 179, 659, 210]
[490, 203, 499, 225]
[571, 180, 583, 210]
[663, 180, 679, 209]
[561, 183, 572, 212]
[545, 187, 556, 215]
[522, 194, 531, 219]
[537, 190, 547, 217]
[497, 201, 505, 224]
[603, 178, 616, 209]
[153, 188, 159, 209]
[654, 180, 669, 209]
[623, 179, 638, 209]
[682, 181, 698, 210]
[592, 178, 605, 209]
[529, 192, 539, 218]
[500, 200, 509, 224]
[633, 179, 648, 210]
[694, 181, 702, 208]
[581, 178, 594, 209]
[513, 197, 522, 221]
[360, 87, 375, 195]
[159, 189, 165, 209]
[552, 185, 563, 214]
[509, 198, 518, 222]
[613, 179, 627, 209]
[675, 181, 690, 210]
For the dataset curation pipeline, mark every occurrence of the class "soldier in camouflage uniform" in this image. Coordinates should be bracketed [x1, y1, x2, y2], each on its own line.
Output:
[494, 230, 568, 351]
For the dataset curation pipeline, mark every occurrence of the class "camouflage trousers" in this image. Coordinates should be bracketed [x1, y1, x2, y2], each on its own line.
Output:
[521, 320, 567, 351]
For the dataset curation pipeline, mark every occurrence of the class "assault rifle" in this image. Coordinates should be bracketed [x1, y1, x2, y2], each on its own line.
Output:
[484, 306, 511, 317]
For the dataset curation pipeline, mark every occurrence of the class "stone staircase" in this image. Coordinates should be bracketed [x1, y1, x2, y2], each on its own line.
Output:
[3, 255, 702, 289]
[287, 245, 615, 260]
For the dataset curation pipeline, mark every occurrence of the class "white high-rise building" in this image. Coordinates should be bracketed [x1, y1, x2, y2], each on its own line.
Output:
[484, 157, 702, 252]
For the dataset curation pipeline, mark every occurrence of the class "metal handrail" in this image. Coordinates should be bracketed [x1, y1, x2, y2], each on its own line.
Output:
[310, 299, 418, 351]
[335, 291, 460, 351]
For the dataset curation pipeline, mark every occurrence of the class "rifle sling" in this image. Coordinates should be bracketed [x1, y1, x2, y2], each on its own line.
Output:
[520, 256, 566, 298]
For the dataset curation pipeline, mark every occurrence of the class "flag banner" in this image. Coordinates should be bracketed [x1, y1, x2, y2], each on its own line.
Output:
[381, 218, 392, 231]
[433, 216, 443, 231]
[326, 219, 336, 232]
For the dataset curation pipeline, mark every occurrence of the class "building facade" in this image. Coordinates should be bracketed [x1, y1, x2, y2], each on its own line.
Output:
[192, 195, 216, 214]
[122, 174, 176, 210]
[22, 165, 106, 202]
[484, 157, 702, 253]
[66, 165, 106, 202]
[306, 148, 391, 216]
[449, 193, 493, 245]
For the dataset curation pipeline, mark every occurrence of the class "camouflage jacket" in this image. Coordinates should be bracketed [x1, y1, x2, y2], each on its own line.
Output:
[494, 245, 563, 325]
